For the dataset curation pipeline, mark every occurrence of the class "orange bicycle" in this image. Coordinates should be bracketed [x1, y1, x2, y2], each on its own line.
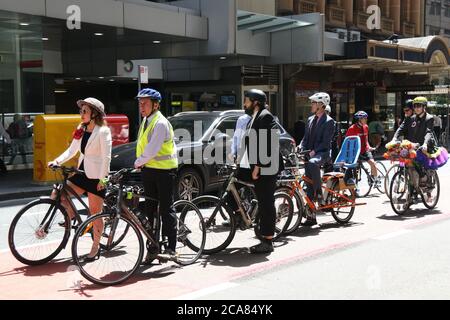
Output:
[277, 151, 366, 234]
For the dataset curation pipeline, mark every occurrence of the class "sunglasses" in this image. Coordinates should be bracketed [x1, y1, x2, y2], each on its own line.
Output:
[79, 109, 89, 114]
[413, 104, 424, 108]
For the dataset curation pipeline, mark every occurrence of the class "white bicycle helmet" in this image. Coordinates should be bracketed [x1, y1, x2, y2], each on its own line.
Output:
[309, 92, 330, 106]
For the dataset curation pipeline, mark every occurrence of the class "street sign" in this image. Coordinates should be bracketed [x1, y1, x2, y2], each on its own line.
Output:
[140, 65, 148, 84]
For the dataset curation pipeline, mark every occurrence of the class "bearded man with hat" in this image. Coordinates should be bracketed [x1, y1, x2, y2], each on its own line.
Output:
[48, 97, 112, 262]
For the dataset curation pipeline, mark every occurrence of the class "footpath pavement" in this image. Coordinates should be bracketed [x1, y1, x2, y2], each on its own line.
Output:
[0, 169, 52, 202]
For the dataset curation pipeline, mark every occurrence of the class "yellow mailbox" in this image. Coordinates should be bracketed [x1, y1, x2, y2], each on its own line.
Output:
[33, 115, 81, 182]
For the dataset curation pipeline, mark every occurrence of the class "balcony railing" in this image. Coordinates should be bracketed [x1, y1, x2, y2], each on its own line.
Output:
[354, 11, 370, 32]
[326, 6, 346, 28]
[380, 17, 395, 35]
[296, 0, 317, 14]
[402, 22, 416, 37]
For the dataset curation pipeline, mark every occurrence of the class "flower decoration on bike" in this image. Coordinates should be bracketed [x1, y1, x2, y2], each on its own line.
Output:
[384, 140, 416, 165]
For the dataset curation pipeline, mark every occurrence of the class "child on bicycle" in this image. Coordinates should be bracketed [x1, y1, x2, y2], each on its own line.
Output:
[346, 111, 381, 188]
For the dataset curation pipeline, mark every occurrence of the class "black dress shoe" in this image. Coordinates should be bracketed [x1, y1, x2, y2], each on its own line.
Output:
[249, 240, 274, 254]
[141, 247, 159, 265]
[301, 218, 318, 227]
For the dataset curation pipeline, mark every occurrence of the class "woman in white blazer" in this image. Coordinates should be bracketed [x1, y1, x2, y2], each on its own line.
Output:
[48, 97, 112, 262]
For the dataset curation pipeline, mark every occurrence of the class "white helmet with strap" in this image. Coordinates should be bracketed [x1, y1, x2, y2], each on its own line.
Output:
[309, 92, 330, 106]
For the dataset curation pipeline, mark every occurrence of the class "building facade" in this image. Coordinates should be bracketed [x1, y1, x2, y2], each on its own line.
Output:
[425, 0, 450, 42]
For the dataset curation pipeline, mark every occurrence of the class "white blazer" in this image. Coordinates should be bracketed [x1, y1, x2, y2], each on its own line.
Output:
[55, 125, 112, 179]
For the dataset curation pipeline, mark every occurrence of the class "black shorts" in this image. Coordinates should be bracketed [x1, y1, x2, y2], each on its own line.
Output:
[359, 151, 374, 161]
[69, 173, 106, 198]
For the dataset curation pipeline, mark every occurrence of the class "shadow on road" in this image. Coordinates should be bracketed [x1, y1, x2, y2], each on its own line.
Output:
[288, 221, 363, 238]
[377, 208, 443, 221]
[0, 258, 73, 278]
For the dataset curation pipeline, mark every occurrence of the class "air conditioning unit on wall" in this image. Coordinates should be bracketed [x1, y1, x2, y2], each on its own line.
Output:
[349, 31, 361, 42]
[335, 28, 348, 41]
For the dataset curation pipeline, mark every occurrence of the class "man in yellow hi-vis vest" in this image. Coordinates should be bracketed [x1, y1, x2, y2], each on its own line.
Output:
[134, 88, 178, 263]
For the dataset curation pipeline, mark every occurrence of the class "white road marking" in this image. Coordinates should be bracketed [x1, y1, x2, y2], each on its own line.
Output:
[373, 229, 412, 240]
[172, 282, 239, 300]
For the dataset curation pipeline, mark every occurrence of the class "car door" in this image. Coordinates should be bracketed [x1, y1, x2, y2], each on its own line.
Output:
[206, 116, 239, 187]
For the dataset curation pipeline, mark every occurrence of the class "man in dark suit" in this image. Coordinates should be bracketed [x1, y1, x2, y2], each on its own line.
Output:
[299, 92, 336, 226]
[293, 116, 306, 145]
[234, 89, 284, 254]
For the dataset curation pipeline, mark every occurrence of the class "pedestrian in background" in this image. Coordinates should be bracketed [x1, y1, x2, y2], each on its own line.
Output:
[7, 114, 28, 165]
[369, 114, 384, 149]
[0, 121, 11, 174]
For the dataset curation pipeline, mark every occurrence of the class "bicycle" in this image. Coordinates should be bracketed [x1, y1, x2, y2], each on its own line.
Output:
[191, 164, 294, 255]
[276, 151, 365, 232]
[389, 154, 440, 215]
[354, 156, 387, 198]
[8, 165, 128, 266]
[71, 168, 206, 286]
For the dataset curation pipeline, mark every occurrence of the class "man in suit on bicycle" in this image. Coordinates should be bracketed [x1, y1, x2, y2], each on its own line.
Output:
[299, 92, 336, 226]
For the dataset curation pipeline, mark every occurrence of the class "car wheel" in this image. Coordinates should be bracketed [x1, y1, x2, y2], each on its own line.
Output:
[177, 168, 203, 201]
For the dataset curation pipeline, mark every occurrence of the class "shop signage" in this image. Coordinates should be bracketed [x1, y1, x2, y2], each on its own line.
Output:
[332, 81, 384, 89]
[387, 85, 435, 92]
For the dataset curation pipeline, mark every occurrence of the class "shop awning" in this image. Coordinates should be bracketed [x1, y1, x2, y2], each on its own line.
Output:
[310, 36, 450, 77]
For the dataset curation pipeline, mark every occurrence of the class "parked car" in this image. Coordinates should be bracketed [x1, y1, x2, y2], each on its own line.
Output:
[110, 110, 296, 200]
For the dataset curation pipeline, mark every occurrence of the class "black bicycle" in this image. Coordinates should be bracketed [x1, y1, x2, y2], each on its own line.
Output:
[71, 168, 206, 286]
[389, 160, 440, 215]
[8, 166, 127, 266]
[192, 165, 294, 255]
[354, 158, 387, 198]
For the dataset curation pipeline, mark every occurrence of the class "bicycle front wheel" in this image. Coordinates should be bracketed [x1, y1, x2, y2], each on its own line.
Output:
[192, 195, 236, 255]
[329, 180, 356, 224]
[172, 200, 206, 265]
[389, 170, 411, 215]
[8, 199, 70, 266]
[275, 186, 304, 235]
[72, 213, 144, 286]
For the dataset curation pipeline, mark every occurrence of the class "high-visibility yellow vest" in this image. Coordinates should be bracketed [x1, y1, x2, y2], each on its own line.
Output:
[136, 111, 178, 169]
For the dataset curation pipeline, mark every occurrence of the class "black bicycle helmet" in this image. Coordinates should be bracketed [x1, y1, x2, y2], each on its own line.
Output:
[245, 89, 267, 106]
[404, 99, 414, 110]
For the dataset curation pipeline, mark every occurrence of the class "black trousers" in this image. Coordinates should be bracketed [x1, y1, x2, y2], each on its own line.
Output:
[226, 168, 277, 238]
[142, 168, 177, 251]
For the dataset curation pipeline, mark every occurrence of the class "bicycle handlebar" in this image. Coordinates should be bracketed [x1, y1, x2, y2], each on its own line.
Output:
[49, 165, 84, 175]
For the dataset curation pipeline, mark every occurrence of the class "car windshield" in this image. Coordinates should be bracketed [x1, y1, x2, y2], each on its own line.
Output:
[169, 115, 217, 142]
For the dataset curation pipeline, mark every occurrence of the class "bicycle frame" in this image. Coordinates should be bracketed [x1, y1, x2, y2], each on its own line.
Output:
[217, 170, 257, 228]
[280, 171, 364, 213]
[40, 173, 91, 233]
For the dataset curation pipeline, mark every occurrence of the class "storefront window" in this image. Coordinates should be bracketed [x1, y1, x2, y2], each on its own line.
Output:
[0, 10, 45, 167]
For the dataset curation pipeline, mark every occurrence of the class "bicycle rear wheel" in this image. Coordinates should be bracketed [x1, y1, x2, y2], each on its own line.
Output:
[72, 213, 144, 286]
[390, 170, 412, 215]
[356, 164, 372, 198]
[329, 179, 356, 224]
[192, 195, 236, 255]
[8, 199, 70, 266]
[254, 192, 294, 241]
[384, 164, 400, 198]
[375, 161, 387, 194]
[171, 200, 206, 265]
[420, 170, 440, 209]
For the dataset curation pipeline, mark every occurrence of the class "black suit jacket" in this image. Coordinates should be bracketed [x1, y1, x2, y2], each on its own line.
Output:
[240, 108, 284, 176]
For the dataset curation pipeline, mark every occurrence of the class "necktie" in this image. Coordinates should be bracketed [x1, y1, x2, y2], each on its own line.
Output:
[143, 118, 149, 131]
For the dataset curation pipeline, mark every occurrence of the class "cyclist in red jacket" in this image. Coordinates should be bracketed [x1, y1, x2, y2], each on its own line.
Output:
[346, 111, 380, 187]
